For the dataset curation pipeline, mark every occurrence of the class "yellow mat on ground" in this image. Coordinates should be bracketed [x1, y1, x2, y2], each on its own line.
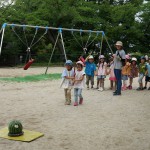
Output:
[0, 127, 44, 142]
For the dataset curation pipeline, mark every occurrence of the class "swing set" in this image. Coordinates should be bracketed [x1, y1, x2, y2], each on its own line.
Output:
[0, 23, 113, 74]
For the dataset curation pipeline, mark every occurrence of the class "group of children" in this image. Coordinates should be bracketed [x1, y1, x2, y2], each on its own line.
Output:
[61, 50, 150, 107]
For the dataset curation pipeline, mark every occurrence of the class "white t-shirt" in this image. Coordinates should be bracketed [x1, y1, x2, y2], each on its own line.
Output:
[74, 70, 85, 89]
[60, 68, 75, 89]
[97, 62, 107, 76]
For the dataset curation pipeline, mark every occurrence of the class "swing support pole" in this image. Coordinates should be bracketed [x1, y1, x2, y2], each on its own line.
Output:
[103, 34, 113, 54]
[45, 32, 60, 74]
[99, 33, 104, 55]
[0, 23, 6, 55]
[59, 29, 67, 61]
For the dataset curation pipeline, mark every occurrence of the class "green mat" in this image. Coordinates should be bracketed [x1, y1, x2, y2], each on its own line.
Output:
[0, 73, 61, 82]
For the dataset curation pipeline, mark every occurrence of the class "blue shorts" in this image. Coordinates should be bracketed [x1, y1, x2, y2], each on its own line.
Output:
[97, 75, 106, 79]
[122, 75, 128, 80]
[145, 76, 150, 82]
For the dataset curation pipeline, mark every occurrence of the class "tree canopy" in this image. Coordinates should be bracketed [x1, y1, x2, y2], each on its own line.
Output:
[0, 0, 149, 65]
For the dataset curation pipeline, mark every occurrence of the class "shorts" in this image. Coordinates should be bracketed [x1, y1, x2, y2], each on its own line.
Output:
[97, 75, 106, 79]
[122, 75, 128, 81]
[145, 76, 150, 82]
[138, 74, 144, 83]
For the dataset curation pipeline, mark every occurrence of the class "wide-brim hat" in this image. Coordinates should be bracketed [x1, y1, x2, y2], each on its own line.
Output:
[115, 41, 123, 47]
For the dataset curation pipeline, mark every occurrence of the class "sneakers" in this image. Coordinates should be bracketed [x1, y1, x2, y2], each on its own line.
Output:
[113, 90, 117, 94]
[79, 98, 83, 104]
[129, 85, 132, 90]
[143, 87, 147, 90]
[98, 87, 104, 91]
[127, 85, 130, 89]
[65, 100, 71, 105]
[87, 86, 94, 89]
[122, 85, 127, 91]
[127, 85, 132, 90]
[113, 92, 121, 96]
[148, 87, 150, 90]
[122, 86, 125, 91]
[74, 102, 78, 106]
[136, 87, 143, 91]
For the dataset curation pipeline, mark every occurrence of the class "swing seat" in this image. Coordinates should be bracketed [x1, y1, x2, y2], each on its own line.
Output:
[79, 56, 86, 67]
[79, 56, 85, 64]
[23, 59, 34, 70]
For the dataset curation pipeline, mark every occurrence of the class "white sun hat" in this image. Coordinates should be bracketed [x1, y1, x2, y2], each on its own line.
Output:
[131, 57, 137, 61]
[115, 41, 123, 47]
[76, 61, 84, 66]
[88, 55, 94, 59]
[99, 55, 105, 59]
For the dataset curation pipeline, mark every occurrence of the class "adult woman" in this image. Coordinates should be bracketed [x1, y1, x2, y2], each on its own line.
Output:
[113, 41, 126, 96]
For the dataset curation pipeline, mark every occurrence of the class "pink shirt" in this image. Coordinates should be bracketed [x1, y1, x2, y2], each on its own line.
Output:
[97, 62, 107, 76]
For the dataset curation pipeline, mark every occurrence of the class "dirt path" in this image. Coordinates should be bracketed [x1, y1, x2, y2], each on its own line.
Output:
[0, 67, 150, 150]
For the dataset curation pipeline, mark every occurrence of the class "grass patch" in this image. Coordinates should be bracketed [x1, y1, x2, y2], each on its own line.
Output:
[0, 73, 61, 82]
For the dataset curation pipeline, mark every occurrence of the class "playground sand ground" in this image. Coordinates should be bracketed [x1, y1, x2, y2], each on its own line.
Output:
[0, 67, 150, 150]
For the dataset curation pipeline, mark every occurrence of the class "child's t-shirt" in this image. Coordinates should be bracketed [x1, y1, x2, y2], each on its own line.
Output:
[61, 68, 75, 89]
[85, 61, 96, 76]
[97, 62, 107, 76]
[122, 62, 131, 75]
[74, 70, 85, 89]
[130, 64, 138, 78]
[138, 63, 146, 75]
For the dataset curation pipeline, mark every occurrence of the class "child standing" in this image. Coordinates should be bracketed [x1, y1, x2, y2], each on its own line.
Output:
[61, 60, 75, 105]
[127, 57, 138, 89]
[85, 55, 96, 89]
[144, 55, 149, 89]
[121, 55, 131, 90]
[137, 56, 147, 90]
[108, 57, 117, 90]
[73, 61, 85, 106]
[145, 57, 150, 90]
[97, 55, 107, 91]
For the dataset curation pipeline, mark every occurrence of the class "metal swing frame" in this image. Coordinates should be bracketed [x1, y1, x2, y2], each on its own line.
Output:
[0, 23, 113, 74]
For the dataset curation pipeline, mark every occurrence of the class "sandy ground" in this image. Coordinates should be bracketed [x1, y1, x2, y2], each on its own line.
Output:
[0, 67, 150, 150]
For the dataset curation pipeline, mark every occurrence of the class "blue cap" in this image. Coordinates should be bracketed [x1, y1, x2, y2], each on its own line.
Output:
[65, 60, 73, 66]
[141, 56, 146, 60]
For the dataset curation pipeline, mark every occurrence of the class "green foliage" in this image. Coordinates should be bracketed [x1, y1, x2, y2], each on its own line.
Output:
[0, 0, 149, 65]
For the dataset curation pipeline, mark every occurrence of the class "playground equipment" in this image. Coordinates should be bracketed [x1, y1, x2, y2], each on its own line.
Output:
[0, 23, 113, 73]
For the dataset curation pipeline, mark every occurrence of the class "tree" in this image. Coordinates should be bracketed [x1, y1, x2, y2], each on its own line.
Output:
[0, 0, 149, 66]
